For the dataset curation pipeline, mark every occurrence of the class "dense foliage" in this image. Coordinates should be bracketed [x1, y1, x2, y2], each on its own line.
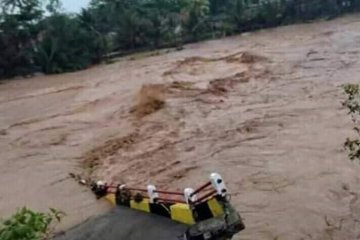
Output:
[0, 207, 64, 240]
[1, 0, 359, 78]
[343, 84, 360, 161]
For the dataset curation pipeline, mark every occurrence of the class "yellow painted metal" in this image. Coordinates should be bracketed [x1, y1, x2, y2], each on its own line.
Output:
[104, 193, 116, 205]
[103, 193, 223, 226]
[170, 203, 195, 225]
[207, 198, 224, 217]
[130, 199, 151, 212]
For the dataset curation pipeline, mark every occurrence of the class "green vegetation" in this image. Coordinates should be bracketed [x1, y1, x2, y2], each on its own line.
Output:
[0, 207, 65, 240]
[343, 84, 360, 161]
[1, 0, 360, 79]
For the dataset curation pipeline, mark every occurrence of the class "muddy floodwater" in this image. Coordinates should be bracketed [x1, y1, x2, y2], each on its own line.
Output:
[1, 15, 360, 240]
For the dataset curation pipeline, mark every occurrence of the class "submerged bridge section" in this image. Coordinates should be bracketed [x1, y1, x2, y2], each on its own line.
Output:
[57, 173, 244, 240]
[55, 206, 187, 240]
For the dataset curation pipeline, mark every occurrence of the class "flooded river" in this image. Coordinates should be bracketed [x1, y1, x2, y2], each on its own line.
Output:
[1, 15, 360, 240]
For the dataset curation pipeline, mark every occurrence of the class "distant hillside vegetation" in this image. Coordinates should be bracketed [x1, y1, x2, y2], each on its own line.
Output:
[1, 0, 359, 79]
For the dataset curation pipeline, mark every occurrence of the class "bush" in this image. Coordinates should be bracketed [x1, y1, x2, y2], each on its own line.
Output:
[0, 207, 65, 240]
[342, 84, 360, 161]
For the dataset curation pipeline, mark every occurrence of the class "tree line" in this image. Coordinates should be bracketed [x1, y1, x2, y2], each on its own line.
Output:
[1, 0, 359, 79]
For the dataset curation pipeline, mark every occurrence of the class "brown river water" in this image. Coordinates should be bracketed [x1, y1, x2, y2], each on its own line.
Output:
[1, 14, 360, 240]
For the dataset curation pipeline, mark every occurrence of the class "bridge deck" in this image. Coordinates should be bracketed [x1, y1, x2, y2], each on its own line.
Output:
[55, 206, 188, 240]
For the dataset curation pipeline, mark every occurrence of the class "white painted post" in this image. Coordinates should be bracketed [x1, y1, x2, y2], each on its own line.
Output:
[184, 188, 197, 204]
[210, 173, 227, 197]
[96, 180, 106, 187]
[147, 185, 159, 203]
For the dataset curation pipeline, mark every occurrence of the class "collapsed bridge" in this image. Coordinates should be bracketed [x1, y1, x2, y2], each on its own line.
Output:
[56, 173, 244, 240]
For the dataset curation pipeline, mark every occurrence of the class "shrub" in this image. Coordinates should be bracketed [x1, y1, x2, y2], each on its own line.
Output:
[0, 207, 65, 240]
[342, 84, 360, 161]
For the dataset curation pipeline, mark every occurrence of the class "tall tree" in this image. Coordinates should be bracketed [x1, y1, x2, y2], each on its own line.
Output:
[184, 0, 210, 41]
[35, 13, 103, 73]
[0, 0, 44, 77]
